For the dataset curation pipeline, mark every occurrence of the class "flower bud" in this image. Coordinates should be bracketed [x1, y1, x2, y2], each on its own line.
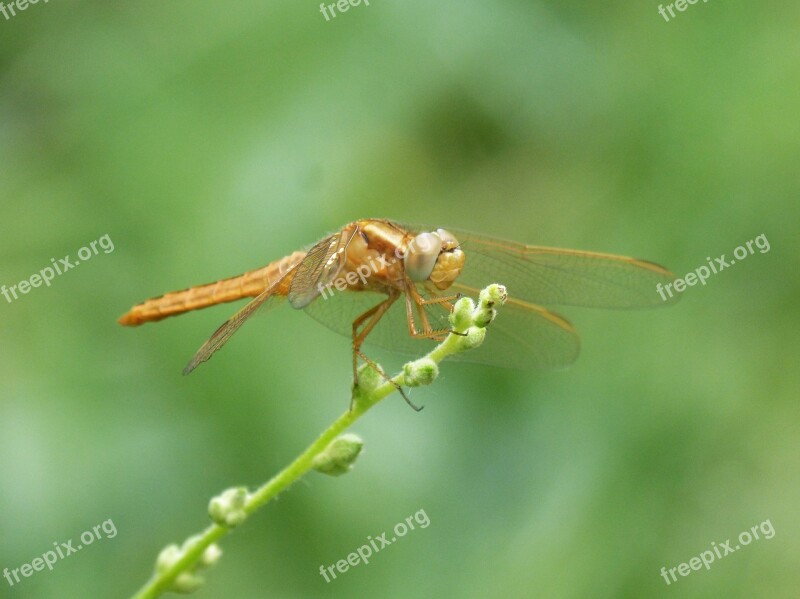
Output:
[403, 358, 439, 386]
[312, 433, 364, 476]
[172, 571, 205, 594]
[200, 544, 223, 568]
[353, 362, 383, 395]
[449, 297, 475, 332]
[457, 326, 486, 351]
[155, 544, 182, 574]
[474, 284, 507, 328]
[154, 538, 223, 594]
[209, 487, 249, 528]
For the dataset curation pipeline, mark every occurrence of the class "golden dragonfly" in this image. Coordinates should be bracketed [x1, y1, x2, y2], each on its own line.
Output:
[119, 219, 677, 381]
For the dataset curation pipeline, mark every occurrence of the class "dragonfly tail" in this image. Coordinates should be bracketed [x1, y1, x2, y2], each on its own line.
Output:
[118, 252, 304, 326]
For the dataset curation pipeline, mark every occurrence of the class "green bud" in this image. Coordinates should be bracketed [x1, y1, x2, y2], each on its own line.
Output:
[200, 544, 223, 568]
[403, 357, 439, 386]
[457, 326, 486, 351]
[480, 283, 508, 307]
[312, 433, 364, 476]
[209, 487, 249, 528]
[154, 538, 222, 594]
[172, 571, 205, 594]
[474, 284, 507, 328]
[353, 362, 383, 396]
[472, 309, 494, 328]
[155, 544, 182, 574]
[449, 296, 476, 332]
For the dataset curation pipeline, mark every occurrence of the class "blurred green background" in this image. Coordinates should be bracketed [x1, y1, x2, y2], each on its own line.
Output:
[1, 1, 798, 598]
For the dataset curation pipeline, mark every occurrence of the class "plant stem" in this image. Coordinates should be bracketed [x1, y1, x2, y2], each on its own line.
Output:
[131, 374, 407, 599]
[130, 284, 506, 599]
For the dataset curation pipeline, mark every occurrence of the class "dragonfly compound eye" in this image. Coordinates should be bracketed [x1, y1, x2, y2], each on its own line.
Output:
[435, 228, 459, 251]
[430, 243, 465, 290]
[405, 231, 442, 282]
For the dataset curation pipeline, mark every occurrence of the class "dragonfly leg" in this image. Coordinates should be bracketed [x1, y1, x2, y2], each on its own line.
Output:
[354, 348, 422, 412]
[351, 292, 399, 378]
[403, 286, 450, 340]
[404, 282, 465, 340]
[350, 291, 420, 410]
[412, 285, 460, 309]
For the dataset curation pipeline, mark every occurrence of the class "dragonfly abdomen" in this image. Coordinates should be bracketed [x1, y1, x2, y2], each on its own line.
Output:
[118, 251, 305, 326]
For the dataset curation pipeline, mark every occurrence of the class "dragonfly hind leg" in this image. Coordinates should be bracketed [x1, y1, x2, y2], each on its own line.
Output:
[350, 291, 422, 411]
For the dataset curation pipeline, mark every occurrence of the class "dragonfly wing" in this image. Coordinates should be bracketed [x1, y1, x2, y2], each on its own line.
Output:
[440, 228, 679, 309]
[302, 288, 427, 356]
[302, 283, 580, 370]
[449, 283, 580, 369]
[183, 269, 294, 374]
[288, 228, 358, 309]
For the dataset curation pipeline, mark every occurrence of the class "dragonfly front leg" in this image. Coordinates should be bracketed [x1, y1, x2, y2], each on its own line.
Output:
[414, 284, 461, 310]
[404, 282, 461, 342]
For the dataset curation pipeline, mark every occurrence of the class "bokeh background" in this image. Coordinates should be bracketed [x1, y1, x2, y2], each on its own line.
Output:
[1, 1, 798, 598]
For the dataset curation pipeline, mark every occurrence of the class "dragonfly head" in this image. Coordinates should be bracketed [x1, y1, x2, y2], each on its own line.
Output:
[404, 228, 465, 290]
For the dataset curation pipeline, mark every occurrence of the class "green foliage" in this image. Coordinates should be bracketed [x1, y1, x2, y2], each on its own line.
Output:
[0, 2, 798, 598]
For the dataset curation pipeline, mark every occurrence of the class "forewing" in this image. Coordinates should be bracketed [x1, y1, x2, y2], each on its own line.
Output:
[443, 228, 678, 309]
[288, 229, 357, 309]
[298, 224, 670, 371]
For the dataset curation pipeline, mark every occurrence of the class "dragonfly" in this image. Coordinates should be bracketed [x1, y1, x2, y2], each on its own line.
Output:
[119, 219, 677, 386]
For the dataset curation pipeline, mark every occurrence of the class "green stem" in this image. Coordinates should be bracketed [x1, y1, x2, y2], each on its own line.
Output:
[130, 284, 506, 599]
[130, 375, 409, 599]
[131, 524, 226, 599]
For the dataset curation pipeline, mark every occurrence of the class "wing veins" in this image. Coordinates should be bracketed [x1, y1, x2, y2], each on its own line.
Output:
[183, 264, 298, 374]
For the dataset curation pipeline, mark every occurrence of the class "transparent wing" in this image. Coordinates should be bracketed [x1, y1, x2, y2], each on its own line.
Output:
[288, 229, 357, 309]
[448, 283, 580, 369]
[413, 226, 679, 309]
[183, 270, 294, 374]
[302, 288, 424, 355]
[302, 223, 676, 369]
[302, 284, 580, 370]
[182, 225, 353, 374]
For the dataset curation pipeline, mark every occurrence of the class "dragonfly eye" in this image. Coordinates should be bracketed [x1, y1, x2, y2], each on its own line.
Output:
[436, 229, 459, 251]
[404, 232, 442, 282]
[429, 231, 465, 290]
